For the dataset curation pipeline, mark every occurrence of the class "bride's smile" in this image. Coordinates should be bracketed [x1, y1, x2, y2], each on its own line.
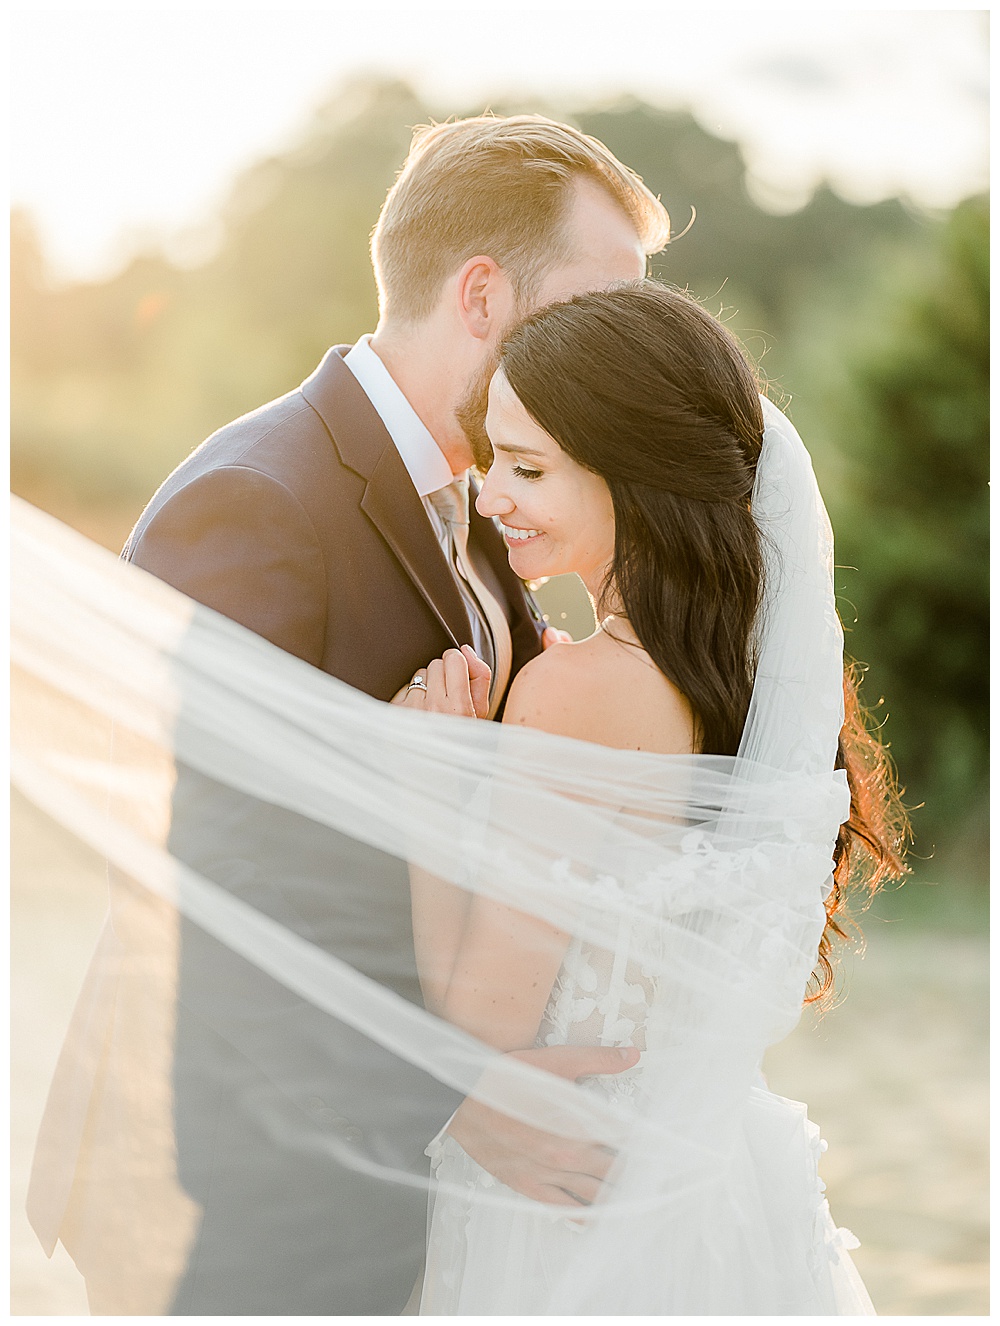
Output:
[477, 368, 616, 596]
[499, 523, 542, 542]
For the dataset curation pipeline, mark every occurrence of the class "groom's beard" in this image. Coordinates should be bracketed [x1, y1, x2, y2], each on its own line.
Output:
[455, 351, 500, 475]
[455, 298, 532, 473]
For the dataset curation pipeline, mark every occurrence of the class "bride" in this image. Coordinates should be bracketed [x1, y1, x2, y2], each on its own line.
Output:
[13, 279, 907, 1316]
[396, 281, 906, 1314]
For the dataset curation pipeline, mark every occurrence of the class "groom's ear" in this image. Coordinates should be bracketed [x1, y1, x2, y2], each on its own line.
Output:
[454, 255, 516, 342]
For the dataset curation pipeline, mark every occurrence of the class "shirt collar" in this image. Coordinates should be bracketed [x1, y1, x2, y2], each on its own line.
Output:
[343, 334, 454, 497]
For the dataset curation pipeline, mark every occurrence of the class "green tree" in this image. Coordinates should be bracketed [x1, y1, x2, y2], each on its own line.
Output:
[12, 83, 931, 506]
[574, 98, 924, 357]
[10, 84, 987, 898]
[791, 197, 988, 877]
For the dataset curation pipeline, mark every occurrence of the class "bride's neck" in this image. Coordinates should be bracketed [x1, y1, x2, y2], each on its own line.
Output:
[598, 613, 642, 649]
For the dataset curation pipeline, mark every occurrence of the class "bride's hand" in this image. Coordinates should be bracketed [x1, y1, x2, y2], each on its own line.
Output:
[392, 645, 491, 719]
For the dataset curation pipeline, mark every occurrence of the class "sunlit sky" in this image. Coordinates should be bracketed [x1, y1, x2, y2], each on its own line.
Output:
[10, 4, 989, 283]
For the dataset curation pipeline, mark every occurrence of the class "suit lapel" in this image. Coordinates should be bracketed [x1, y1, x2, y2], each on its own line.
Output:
[360, 448, 472, 648]
[302, 347, 473, 649]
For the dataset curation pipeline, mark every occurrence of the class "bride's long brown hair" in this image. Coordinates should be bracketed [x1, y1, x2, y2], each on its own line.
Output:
[498, 280, 908, 1002]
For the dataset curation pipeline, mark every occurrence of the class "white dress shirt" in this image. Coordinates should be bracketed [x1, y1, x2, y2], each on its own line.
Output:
[344, 335, 454, 501]
[343, 334, 492, 662]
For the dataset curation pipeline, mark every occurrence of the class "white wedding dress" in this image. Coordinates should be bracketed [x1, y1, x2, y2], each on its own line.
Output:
[417, 397, 879, 1315]
[421, 927, 875, 1315]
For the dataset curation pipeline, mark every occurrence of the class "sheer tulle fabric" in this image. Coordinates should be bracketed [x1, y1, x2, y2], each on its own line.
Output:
[13, 403, 873, 1314]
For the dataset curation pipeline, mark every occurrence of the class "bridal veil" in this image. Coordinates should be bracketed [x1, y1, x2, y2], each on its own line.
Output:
[12, 400, 871, 1313]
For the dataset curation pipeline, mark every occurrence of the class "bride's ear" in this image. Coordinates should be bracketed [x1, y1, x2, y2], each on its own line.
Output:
[454, 256, 517, 342]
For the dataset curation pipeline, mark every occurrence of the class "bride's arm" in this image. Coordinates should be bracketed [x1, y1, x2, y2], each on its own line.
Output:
[423, 651, 582, 1051]
[391, 647, 488, 1012]
[409, 865, 472, 1016]
[434, 892, 569, 1052]
[398, 646, 574, 1048]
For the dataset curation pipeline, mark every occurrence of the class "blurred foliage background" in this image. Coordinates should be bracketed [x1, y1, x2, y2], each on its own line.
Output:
[10, 78, 988, 907]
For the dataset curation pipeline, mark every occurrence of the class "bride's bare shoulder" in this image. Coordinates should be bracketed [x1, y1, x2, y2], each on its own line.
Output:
[503, 633, 694, 755]
[501, 640, 587, 733]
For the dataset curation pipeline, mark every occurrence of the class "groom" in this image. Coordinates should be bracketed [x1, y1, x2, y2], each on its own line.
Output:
[38, 115, 670, 1314]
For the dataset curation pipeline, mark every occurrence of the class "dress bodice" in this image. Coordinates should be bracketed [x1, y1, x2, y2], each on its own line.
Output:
[535, 924, 657, 1106]
[536, 929, 656, 1052]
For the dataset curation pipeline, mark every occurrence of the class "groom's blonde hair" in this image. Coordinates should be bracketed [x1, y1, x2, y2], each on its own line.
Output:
[371, 114, 671, 323]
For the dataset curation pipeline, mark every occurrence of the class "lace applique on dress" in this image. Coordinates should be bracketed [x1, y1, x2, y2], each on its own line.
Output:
[535, 916, 657, 1107]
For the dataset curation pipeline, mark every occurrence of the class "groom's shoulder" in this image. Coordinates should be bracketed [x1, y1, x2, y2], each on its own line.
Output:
[187, 343, 369, 485]
[129, 378, 350, 543]
[173, 384, 328, 485]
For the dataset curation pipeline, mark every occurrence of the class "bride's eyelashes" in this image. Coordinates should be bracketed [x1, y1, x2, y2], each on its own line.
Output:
[512, 464, 543, 481]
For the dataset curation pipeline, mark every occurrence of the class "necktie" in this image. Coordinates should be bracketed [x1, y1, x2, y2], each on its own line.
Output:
[429, 477, 513, 719]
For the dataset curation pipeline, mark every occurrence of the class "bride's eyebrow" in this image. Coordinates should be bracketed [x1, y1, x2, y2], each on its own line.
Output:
[493, 443, 545, 457]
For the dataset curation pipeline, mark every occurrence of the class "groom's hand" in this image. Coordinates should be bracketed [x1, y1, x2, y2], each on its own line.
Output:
[446, 1044, 639, 1207]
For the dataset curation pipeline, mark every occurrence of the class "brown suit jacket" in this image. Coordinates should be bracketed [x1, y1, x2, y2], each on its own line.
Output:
[122, 344, 543, 697]
[31, 347, 544, 1315]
